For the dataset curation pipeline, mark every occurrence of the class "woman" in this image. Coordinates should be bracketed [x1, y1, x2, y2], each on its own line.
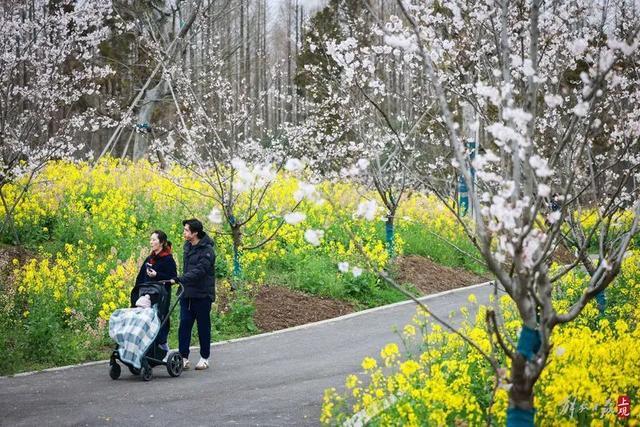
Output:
[134, 230, 177, 352]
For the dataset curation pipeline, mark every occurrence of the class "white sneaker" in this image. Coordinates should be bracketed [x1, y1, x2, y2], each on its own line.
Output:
[195, 358, 209, 370]
[183, 359, 191, 370]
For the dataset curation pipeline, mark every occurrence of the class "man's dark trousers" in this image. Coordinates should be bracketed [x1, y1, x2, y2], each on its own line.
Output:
[178, 297, 212, 359]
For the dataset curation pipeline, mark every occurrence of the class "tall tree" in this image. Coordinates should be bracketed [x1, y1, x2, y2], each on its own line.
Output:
[0, 0, 115, 242]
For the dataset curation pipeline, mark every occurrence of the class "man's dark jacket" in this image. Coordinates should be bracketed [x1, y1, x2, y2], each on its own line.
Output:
[178, 233, 215, 301]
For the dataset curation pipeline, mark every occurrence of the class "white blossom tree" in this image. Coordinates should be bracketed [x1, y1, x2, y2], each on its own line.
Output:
[311, 0, 640, 424]
[142, 22, 305, 284]
[0, 0, 115, 242]
[290, 3, 446, 259]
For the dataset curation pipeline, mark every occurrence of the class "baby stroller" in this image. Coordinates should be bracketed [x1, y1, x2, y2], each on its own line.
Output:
[108, 280, 184, 381]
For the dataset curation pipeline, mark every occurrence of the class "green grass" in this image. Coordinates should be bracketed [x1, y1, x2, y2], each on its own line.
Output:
[265, 253, 405, 308]
[399, 223, 487, 275]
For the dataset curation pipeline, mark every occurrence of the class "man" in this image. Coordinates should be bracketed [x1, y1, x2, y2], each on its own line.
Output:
[171, 218, 215, 370]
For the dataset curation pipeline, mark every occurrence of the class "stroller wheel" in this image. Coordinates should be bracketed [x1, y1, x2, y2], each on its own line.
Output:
[166, 352, 183, 377]
[128, 366, 141, 376]
[141, 365, 153, 381]
[109, 362, 121, 380]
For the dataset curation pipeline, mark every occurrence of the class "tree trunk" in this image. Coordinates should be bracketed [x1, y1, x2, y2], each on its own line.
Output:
[385, 213, 395, 259]
[133, 80, 168, 161]
[286, 0, 293, 123]
[507, 325, 540, 426]
[507, 353, 536, 426]
[230, 222, 243, 282]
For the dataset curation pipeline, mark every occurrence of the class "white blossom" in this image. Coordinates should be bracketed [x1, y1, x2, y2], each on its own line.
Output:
[285, 158, 304, 172]
[537, 184, 551, 198]
[607, 37, 639, 56]
[484, 150, 501, 163]
[486, 122, 525, 146]
[231, 157, 247, 171]
[572, 102, 589, 117]
[355, 199, 379, 221]
[253, 163, 276, 186]
[544, 94, 564, 108]
[522, 230, 546, 268]
[570, 38, 589, 56]
[476, 82, 501, 106]
[357, 158, 370, 170]
[548, 211, 562, 224]
[207, 207, 223, 224]
[284, 212, 306, 225]
[503, 108, 533, 125]
[522, 59, 535, 77]
[294, 182, 320, 203]
[529, 155, 554, 177]
[338, 262, 350, 273]
[352, 267, 363, 278]
[383, 34, 417, 52]
[304, 229, 324, 246]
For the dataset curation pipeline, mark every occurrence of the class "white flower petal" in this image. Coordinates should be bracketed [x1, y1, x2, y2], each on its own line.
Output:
[207, 208, 223, 224]
[304, 229, 324, 246]
[352, 267, 363, 278]
[338, 262, 350, 273]
[355, 200, 378, 221]
[285, 158, 304, 172]
[283, 212, 306, 225]
[537, 184, 551, 198]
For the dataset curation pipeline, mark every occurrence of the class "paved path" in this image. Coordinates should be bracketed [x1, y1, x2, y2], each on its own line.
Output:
[0, 282, 497, 426]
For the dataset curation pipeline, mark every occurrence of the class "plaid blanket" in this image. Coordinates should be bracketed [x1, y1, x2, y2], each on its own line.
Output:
[109, 307, 160, 369]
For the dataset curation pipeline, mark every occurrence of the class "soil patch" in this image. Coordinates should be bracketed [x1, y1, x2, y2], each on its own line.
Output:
[394, 255, 487, 295]
[0, 244, 34, 285]
[253, 256, 489, 332]
[253, 285, 354, 332]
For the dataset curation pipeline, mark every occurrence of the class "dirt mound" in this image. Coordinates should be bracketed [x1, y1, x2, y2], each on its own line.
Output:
[394, 255, 487, 295]
[254, 285, 354, 333]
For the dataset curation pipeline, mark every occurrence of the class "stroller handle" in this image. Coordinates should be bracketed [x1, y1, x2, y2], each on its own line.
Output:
[140, 279, 172, 285]
[141, 280, 184, 294]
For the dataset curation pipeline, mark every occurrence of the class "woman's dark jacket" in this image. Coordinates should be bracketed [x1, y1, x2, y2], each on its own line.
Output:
[178, 233, 215, 301]
[131, 249, 178, 307]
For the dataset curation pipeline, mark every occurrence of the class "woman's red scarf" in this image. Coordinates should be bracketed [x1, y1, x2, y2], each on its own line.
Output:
[148, 246, 172, 265]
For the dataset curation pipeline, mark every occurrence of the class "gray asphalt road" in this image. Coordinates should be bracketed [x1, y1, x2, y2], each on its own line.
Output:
[0, 282, 496, 427]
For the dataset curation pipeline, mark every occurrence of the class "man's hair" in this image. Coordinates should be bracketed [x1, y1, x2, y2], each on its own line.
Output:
[182, 218, 205, 238]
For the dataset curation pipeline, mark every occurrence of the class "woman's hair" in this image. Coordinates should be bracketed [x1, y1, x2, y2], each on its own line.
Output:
[151, 229, 172, 251]
[182, 218, 205, 238]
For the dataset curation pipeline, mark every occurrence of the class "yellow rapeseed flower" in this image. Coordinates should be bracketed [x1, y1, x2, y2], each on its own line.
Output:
[361, 357, 377, 371]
